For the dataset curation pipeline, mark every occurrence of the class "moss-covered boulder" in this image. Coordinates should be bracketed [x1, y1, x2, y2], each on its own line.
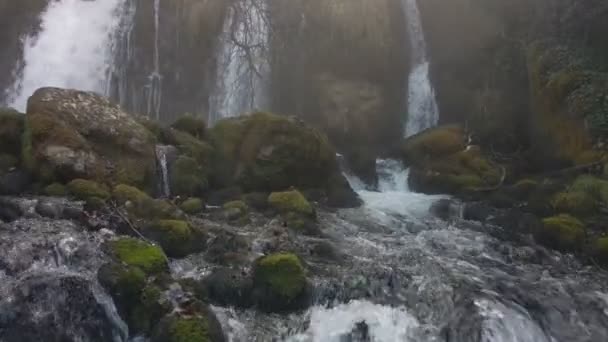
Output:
[23, 88, 156, 187]
[268, 190, 314, 216]
[106, 237, 168, 275]
[170, 155, 208, 197]
[536, 214, 585, 252]
[222, 200, 248, 223]
[252, 253, 310, 312]
[551, 190, 597, 218]
[408, 148, 502, 195]
[180, 198, 204, 214]
[112, 184, 178, 220]
[0, 108, 24, 157]
[67, 179, 110, 200]
[144, 220, 206, 258]
[401, 125, 466, 164]
[591, 237, 608, 265]
[209, 112, 357, 206]
[43, 182, 68, 196]
[152, 309, 226, 342]
[171, 114, 207, 140]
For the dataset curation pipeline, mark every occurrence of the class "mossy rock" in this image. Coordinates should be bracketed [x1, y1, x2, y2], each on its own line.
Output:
[43, 182, 68, 196]
[551, 190, 598, 217]
[536, 214, 585, 252]
[67, 179, 110, 200]
[210, 112, 339, 192]
[145, 220, 206, 258]
[570, 175, 608, 204]
[161, 128, 213, 166]
[113, 184, 150, 205]
[242, 192, 270, 211]
[152, 310, 225, 342]
[180, 198, 204, 214]
[591, 237, 608, 265]
[170, 155, 208, 197]
[171, 114, 207, 140]
[401, 125, 466, 165]
[252, 253, 309, 312]
[268, 190, 314, 216]
[107, 237, 168, 275]
[0, 108, 25, 156]
[508, 179, 539, 200]
[24, 88, 156, 187]
[130, 285, 170, 335]
[221, 200, 249, 223]
[97, 262, 146, 317]
[409, 149, 502, 195]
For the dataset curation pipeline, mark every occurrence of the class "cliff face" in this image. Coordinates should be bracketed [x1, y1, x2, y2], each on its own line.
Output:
[418, 0, 608, 167]
[107, 0, 229, 121]
[269, 0, 410, 160]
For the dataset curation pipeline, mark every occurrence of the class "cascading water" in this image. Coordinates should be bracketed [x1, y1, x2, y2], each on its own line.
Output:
[146, 0, 162, 120]
[155, 145, 172, 198]
[4, 0, 127, 111]
[402, 0, 439, 137]
[208, 0, 271, 125]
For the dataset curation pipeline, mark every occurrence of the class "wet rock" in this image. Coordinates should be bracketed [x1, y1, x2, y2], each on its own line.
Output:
[35, 199, 63, 219]
[207, 186, 243, 206]
[152, 307, 226, 342]
[242, 192, 270, 211]
[205, 230, 250, 265]
[200, 267, 253, 308]
[143, 220, 207, 258]
[0, 169, 31, 195]
[463, 202, 496, 222]
[23, 87, 156, 187]
[251, 253, 311, 312]
[0, 274, 124, 342]
[430, 198, 452, 220]
[0, 197, 23, 222]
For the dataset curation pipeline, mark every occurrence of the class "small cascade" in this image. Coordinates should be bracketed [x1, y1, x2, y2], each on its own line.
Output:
[146, 0, 163, 120]
[5, 0, 127, 111]
[105, 0, 137, 106]
[208, 0, 271, 125]
[155, 145, 173, 198]
[402, 0, 439, 137]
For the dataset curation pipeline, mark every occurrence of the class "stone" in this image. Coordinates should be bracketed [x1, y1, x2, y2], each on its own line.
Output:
[23, 88, 156, 187]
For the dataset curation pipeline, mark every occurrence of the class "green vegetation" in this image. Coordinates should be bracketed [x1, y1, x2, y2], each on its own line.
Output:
[170, 155, 208, 196]
[180, 198, 204, 214]
[268, 190, 313, 216]
[43, 183, 68, 196]
[537, 214, 585, 251]
[154, 316, 211, 342]
[401, 125, 465, 164]
[113, 184, 150, 204]
[146, 220, 205, 258]
[108, 237, 168, 275]
[252, 253, 308, 312]
[67, 179, 110, 200]
[171, 114, 207, 140]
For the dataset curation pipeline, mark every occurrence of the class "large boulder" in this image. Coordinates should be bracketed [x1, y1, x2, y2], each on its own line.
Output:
[23, 88, 157, 187]
[210, 112, 358, 206]
[402, 126, 502, 195]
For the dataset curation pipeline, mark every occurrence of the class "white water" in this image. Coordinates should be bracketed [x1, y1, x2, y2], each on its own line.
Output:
[155, 145, 172, 198]
[208, 0, 271, 125]
[5, 0, 127, 111]
[402, 0, 439, 137]
[287, 300, 422, 342]
[146, 0, 162, 120]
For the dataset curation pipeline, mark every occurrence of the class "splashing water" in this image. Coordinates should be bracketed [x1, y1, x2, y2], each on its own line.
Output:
[146, 0, 162, 120]
[208, 0, 270, 125]
[5, 0, 127, 111]
[155, 145, 172, 198]
[402, 0, 439, 137]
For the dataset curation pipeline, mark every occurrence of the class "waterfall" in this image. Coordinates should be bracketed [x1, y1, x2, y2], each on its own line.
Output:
[146, 0, 162, 120]
[5, 0, 127, 112]
[208, 0, 271, 125]
[402, 0, 439, 137]
[155, 145, 172, 198]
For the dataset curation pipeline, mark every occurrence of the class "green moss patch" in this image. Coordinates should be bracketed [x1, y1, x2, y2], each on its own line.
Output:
[180, 198, 204, 214]
[43, 182, 68, 196]
[268, 190, 313, 216]
[537, 214, 585, 252]
[145, 220, 206, 258]
[108, 237, 168, 275]
[252, 253, 308, 312]
[67, 179, 110, 200]
[171, 114, 207, 140]
[170, 155, 208, 197]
